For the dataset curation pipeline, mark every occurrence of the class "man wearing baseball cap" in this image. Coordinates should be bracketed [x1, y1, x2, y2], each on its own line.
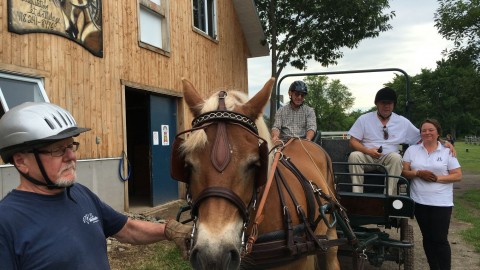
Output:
[347, 87, 454, 195]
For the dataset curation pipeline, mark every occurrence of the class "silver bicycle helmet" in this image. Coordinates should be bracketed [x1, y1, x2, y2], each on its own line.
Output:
[0, 102, 90, 163]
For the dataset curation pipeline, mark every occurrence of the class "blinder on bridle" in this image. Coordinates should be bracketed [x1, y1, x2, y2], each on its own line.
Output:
[170, 91, 269, 188]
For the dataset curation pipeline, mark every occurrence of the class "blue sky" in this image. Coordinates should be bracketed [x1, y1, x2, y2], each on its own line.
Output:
[247, 0, 454, 111]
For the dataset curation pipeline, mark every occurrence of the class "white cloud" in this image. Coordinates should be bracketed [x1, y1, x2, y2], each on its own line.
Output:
[248, 0, 454, 111]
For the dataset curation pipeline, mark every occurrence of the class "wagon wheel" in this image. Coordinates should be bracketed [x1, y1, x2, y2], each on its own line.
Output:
[400, 218, 414, 270]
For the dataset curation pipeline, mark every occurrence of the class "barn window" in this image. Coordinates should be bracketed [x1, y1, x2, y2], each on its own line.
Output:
[0, 73, 49, 118]
[138, 0, 171, 55]
[192, 0, 217, 39]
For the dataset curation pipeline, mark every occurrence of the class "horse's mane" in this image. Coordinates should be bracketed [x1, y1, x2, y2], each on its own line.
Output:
[181, 90, 272, 154]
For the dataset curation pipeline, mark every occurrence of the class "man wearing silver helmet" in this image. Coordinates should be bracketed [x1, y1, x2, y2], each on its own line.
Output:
[271, 80, 317, 142]
[0, 102, 191, 269]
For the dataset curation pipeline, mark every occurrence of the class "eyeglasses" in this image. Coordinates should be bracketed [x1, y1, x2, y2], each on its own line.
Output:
[383, 126, 389, 140]
[32, 142, 80, 157]
[292, 91, 306, 98]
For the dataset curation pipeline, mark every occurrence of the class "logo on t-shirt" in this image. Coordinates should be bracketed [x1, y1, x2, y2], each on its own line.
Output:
[437, 157, 443, 162]
[83, 213, 99, 224]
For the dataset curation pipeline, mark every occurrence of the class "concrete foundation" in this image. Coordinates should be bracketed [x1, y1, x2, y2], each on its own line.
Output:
[0, 158, 126, 212]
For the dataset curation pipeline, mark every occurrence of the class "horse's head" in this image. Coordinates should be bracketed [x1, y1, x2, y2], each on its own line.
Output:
[171, 78, 274, 270]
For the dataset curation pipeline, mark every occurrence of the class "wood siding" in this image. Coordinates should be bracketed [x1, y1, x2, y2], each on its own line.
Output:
[0, 0, 251, 161]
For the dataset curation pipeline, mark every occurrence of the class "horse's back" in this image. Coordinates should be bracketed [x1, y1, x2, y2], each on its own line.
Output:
[255, 138, 340, 270]
[260, 138, 335, 230]
[281, 139, 334, 190]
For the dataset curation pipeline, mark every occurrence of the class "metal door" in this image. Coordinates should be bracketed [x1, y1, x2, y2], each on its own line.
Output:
[149, 95, 178, 205]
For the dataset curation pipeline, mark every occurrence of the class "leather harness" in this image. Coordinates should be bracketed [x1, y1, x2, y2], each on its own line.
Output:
[170, 91, 359, 268]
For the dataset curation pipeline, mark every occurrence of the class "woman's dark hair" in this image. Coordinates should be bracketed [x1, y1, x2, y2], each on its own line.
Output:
[420, 118, 442, 140]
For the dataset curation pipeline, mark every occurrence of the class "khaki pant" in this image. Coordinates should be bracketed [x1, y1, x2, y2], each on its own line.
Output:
[348, 151, 403, 195]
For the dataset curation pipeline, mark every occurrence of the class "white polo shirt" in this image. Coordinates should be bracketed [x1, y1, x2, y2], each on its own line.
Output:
[348, 112, 420, 155]
[403, 142, 461, 206]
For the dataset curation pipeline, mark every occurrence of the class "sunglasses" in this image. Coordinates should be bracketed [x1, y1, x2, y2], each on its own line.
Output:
[292, 91, 306, 98]
[383, 126, 389, 140]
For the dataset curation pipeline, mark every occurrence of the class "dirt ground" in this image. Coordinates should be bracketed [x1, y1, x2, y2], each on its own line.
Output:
[108, 173, 480, 269]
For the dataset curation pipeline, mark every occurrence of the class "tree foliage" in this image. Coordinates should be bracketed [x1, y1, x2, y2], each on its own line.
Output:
[434, 0, 480, 64]
[304, 75, 355, 131]
[254, 0, 395, 123]
[388, 57, 480, 138]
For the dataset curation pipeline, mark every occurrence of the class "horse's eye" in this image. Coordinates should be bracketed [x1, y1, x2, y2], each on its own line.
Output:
[184, 162, 193, 180]
[247, 160, 261, 173]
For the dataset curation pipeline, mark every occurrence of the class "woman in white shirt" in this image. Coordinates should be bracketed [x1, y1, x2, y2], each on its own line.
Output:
[402, 119, 462, 270]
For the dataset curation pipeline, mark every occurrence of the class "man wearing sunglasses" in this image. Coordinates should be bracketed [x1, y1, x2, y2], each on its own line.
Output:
[271, 80, 317, 142]
[0, 102, 191, 269]
[347, 87, 421, 195]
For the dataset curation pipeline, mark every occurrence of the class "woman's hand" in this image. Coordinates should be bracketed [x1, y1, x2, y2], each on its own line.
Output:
[416, 170, 437, 182]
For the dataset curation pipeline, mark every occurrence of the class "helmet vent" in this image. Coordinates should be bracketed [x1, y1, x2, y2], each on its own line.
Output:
[64, 113, 74, 125]
[58, 112, 69, 126]
[44, 118, 56, 130]
[52, 116, 63, 128]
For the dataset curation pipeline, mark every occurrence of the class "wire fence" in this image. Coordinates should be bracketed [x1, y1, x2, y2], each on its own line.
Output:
[319, 131, 350, 139]
[465, 136, 479, 145]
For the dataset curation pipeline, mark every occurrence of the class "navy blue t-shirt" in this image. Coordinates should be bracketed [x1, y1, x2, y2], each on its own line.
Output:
[0, 184, 128, 269]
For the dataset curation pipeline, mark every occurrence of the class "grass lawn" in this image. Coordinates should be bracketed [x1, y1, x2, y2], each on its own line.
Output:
[454, 141, 480, 173]
[453, 141, 480, 251]
[455, 189, 480, 252]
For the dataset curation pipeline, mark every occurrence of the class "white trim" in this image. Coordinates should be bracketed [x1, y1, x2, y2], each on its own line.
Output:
[0, 72, 49, 111]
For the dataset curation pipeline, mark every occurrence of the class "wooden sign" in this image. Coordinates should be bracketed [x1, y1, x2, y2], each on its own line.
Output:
[8, 0, 103, 57]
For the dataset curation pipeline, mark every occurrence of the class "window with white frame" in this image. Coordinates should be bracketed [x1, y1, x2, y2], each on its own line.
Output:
[0, 73, 49, 118]
[192, 0, 217, 39]
[138, 0, 170, 54]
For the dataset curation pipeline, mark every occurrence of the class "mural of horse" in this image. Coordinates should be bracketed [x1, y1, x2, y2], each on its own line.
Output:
[171, 78, 345, 270]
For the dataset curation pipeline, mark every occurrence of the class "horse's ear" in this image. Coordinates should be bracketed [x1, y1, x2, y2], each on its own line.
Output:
[182, 78, 204, 117]
[242, 78, 275, 119]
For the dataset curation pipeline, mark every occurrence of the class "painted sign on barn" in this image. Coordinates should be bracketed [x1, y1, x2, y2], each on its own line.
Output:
[7, 0, 103, 57]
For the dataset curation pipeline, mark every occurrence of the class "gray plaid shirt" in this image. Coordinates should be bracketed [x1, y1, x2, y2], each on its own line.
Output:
[272, 103, 317, 139]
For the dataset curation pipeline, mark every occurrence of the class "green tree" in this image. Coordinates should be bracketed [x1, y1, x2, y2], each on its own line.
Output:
[254, 0, 395, 123]
[434, 0, 480, 64]
[304, 75, 355, 131]
[388, 58, 480, 138]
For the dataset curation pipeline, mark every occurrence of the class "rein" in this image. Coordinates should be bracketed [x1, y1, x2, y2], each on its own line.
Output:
[243, 138, 356, 269]
[245, 139, 292, 253]
[246, 139, 347, 247]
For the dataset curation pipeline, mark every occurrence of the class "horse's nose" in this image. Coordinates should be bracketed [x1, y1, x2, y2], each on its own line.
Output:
[190, 244, 241, 270]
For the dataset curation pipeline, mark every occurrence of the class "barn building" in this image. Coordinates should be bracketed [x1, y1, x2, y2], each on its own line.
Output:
[0, 0, 268, 211]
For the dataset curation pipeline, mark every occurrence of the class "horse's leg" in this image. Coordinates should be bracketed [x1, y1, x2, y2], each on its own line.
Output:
[325, 226, 341, 270]
[313, 152, 340, 270]
[313, 222, 340, 270]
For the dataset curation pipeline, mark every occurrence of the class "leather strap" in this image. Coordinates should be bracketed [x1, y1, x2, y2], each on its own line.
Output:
[211, 91, 231, 172]
[191, 186, 249, 222]
[245, 138, 300, 254]
[245, 147, 282, 253]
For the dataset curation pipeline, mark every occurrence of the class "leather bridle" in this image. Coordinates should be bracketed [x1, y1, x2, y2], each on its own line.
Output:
[170, 91, 269, 255]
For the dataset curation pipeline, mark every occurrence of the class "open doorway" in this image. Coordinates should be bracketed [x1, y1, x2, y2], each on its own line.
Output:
[125, 87, 179, 209]
[125, 88, 150, 208]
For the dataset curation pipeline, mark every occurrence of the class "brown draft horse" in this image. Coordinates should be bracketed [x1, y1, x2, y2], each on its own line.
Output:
[172, 78, 341, 270]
